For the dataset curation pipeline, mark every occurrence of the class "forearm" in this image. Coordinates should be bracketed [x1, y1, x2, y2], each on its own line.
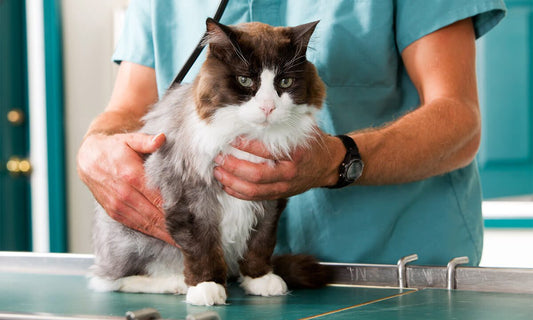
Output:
[85, 108, 146, 137]
[349, 97, 480, 185]
[84, 61, 158, 138]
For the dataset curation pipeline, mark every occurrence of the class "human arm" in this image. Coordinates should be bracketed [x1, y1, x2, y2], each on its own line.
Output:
[77, 61, 176, 245]
[214, 18, 480, 199]
[352, 17, 480, 184]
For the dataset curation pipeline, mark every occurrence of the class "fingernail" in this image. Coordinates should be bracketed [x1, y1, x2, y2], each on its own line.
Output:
[232, 136, 244, 147]
[214, 154, 224, 165]
[151, 133, 164, 143]
[213, 167, 223, 181]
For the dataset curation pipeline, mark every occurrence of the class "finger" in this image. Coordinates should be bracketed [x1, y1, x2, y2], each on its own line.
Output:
[232, 137, 279, 160]
[112, 203, 176, 246]
[122, 203, 175, 246]
[125, 132, 166, 154]
[105, 182, 177, 246]
[221, 184, 285, 201]
[214, 166, 287, 200]
[106, 178, 163, 221]
[221, 186, 254, 201]
[215, 154, 292, 184]
[129, 171, 164, 210]
[111, 142, 164, 209]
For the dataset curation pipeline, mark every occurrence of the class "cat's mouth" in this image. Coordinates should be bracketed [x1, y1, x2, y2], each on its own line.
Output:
[253, 117, 275, 128]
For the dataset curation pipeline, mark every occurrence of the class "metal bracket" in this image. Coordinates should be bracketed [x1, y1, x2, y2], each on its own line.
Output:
[446, 256, 469, 290]
[126, 308, 161, 320]
[397, 254, 418, 288]
[125, 309, 221, 320]
[186, 311, 221, 320]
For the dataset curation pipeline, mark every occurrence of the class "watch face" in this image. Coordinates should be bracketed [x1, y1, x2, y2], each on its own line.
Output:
[346, 159, 363, 180]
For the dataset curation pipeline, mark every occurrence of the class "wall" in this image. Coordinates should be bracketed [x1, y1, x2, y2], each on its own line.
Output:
[62, 0, 127, 253]
[481, 229, 533, 268]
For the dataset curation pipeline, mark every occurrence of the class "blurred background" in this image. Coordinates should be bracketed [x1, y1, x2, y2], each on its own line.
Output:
[0, 0, 532, 267]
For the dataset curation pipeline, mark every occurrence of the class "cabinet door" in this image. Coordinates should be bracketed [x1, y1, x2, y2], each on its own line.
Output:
[476, 0, 533, 199]
[0, 0, 31, 251]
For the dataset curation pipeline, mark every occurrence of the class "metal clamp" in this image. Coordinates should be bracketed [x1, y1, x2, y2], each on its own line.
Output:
[446, 256, 469, 290]
[186, 311, 221, 320]
[125, 309, 221, 320]
[397, 254, 418, 288]
[125, 308, 161, 320]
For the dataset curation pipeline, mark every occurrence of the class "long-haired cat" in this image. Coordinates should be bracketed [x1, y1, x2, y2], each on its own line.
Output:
[89, 18, 329, 306]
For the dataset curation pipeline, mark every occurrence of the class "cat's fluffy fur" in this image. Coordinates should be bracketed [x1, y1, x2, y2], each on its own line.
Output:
[90, 19, 329, 306]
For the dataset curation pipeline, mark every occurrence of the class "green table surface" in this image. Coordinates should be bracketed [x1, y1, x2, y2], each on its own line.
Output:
[0, 273, 406, 319]
[326, 288, 533, 320]
[2, 272, 532, 319]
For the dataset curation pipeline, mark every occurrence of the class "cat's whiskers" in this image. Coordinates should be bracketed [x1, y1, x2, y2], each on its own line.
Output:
[284, 40, 308, 68]
[284, 54, 307, 69]
[229, 42, 250, 66]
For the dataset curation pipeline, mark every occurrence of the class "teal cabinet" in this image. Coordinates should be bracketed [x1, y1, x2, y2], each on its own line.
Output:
[477, 0, 533, 199]
[0, 0, 31, 250]
[0, 0, 66, 252]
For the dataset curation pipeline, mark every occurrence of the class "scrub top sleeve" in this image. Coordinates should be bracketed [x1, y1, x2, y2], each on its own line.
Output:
[395, 0, 506, 53]
[112, 0, 155, 68]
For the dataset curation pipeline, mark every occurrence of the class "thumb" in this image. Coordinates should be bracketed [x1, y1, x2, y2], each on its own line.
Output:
[125, 133, 166, 154]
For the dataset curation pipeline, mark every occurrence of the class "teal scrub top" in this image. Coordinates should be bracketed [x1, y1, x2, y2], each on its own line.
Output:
[113, 0, 506, 266]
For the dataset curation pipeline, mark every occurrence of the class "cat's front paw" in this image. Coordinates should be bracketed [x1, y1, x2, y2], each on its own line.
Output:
[240, 272, 288, 296]
[186, 282, 227, 306]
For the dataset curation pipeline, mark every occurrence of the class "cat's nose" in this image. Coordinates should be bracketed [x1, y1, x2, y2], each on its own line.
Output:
[260, 102, 276, 116]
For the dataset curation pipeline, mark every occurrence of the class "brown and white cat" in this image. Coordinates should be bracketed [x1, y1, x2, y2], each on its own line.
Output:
[89, 18, 329, 306]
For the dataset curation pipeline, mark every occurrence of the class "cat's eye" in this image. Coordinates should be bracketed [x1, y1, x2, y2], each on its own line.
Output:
[237, 76, 253, 87]
[279, 78, 294, 88]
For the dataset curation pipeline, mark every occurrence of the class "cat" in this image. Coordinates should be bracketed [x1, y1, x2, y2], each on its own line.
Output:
[89, 18, 330, 306]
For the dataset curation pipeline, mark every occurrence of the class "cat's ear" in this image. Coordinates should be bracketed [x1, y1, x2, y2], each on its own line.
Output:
[204, 18, 242, 62]
[290, 20, 319, 50]
[204, 18, 236, 47]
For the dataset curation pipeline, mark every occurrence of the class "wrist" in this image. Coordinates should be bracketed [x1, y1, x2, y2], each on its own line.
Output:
[321, 134, 347, 188]
[323, 134, 364, 189]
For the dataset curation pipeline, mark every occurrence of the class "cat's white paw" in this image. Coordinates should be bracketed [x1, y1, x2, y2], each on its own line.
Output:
[186, 282, 227, 306]
[88, 276, 121, 292]
[121, 274, 188, 294]
[89, 274, 188, 294]
[240, 272, 288, 296]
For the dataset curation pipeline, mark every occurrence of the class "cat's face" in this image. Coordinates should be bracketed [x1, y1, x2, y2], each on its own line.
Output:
[193, 20, 325, 134]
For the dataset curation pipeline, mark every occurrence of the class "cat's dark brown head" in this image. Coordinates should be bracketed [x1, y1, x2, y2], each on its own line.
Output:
[192, 19, 325, 131]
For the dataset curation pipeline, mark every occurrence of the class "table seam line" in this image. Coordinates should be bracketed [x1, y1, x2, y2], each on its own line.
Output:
[298, 289, 419, 320]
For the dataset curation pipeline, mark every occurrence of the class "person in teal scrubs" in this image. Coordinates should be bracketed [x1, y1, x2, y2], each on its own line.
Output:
[78, 0, 506, 265]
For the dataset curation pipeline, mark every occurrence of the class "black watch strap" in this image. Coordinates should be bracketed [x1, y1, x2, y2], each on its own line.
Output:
[337, 134, 358, 155]
[326, 134, 363, 189]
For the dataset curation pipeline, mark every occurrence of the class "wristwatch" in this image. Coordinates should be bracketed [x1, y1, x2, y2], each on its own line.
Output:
[326, 135, 364, 189]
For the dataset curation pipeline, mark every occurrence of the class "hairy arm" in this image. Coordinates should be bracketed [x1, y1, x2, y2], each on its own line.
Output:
[214, 18, 480, 199]
[85, 61, 159, 135]
[351, 18, 480, 185]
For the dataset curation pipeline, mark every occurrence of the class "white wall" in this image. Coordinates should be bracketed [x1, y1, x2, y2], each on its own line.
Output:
[481, 229, 533, 268]
[480, 200, 533, 268]
[62, 0, 127, 253]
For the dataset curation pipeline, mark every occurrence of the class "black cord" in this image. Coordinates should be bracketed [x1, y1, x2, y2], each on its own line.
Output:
[168, 0, 229, 89]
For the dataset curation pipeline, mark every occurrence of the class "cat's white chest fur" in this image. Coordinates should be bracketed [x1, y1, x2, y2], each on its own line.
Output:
[217, 192, 263, 275]
[217, 146, 269, 275]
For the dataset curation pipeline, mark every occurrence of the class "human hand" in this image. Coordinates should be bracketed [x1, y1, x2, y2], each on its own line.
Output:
[77, 132, 177, 246]
[213, 131, 344, 201]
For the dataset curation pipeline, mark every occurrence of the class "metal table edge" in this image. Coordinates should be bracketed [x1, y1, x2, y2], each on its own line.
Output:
[2, 252, 533, 294]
